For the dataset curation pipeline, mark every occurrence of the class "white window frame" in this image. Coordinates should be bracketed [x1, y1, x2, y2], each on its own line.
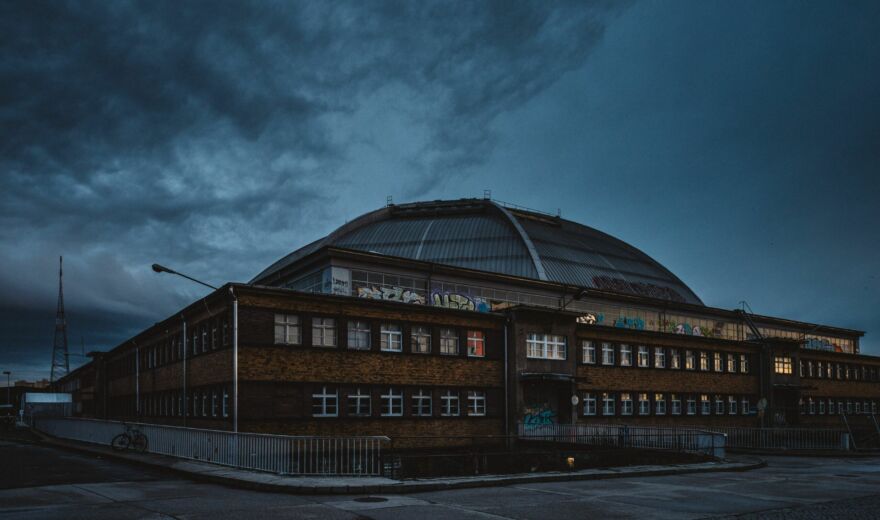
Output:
[312, 386, 338, 417]
[637, 346, 649, 368]
[687, 396, 696, 415]
[727, 353, 736, 373]
[583, 393, 597, 416]
[619, 344, 632, 366]
[582, 340, 596, 364]
[347, 387, 371, 417]
[412, 388, 433, 416]
[381, 388, 403, 416]
[312, 317, 337, 347]
[440, 328, 459, 355]
[526, 333, 566, 360]
[621, 393, 633, 415]
[601, 342, 615, 365]
[741, 397, 749, 415]
[654, 347, 666, 369]
[411, 325, 432, 354]
[380, 324, 403, 352]
[638, 393, 650, 415]
[713, 352, 723, 372]
[671, 394, 681, 415]
[728, 396, 737, 415]
[670, 349, 681, 370]
[441, 390, 460, 416]
[467, 330, 486, 357]
[602, 392, 615, 416]
[774, 356, 793, 375]
[685, 350, 695, 370]
[467, 390, 486, 416]
[274, 314, 301, 345]
[740, 354, 749, 373]
[715, 395, 724, 415]
[655, 393, 666, 415]
[701, 395, 711, 415]
[347, 320, 371, 350]
[818, 399, 825, 415]
[700, 351, 709, 371]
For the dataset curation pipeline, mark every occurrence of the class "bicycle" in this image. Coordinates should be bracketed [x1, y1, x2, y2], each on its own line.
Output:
[111, 423, 148, 452]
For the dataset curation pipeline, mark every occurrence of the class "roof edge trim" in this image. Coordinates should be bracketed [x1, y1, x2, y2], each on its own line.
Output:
[489, 201, 548, 281]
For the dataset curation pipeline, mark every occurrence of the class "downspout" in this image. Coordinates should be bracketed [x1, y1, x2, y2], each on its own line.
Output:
[134, 341, 139, 418]
[182, 315, 187, 427]
[504, 317, 510, 449]
[230, 287, 239, 433]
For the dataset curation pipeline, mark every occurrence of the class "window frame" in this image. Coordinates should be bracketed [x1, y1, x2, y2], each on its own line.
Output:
[311, 385, 338, 417]
[312, 317, 337, 348]
[347, 320, 372, 350]
[274, 314, 302, 345]
[411, 325, 432, 354]
[380, 323, 403, 352]
[467, 330, 486, 357]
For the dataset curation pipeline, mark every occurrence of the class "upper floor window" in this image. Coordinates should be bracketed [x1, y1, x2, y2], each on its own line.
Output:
[411, 388, 432, 416]
[274, 314, 301, 345]
[601, 343, 615, 365]
[701, 394, 711, 415]
[713, 352, 723, 372]
[411, 326, 431, 354]
[347, 387, 371, 417]
[467, 330, 485, 357]
[638, 393, 650, 415]
[670, 394, 681, 415]
[670, 349, 681, 370]
[774, 356, 792, 375]
[740, 354, 749, 374]
[526, 333, 566, 360]
[699, 351, 709, 371]
[467, 390, 487, 416]
[619, 344, 632, 366]
[685, 350, 695, 370]
[620, 393, 633, 415]
[312, 386, 338, 417]
[381, 387, 403, 416]
[380, 324, 403, 352]
[602, 392, 615, 416]
[440, 328, 459, 355]
[686, 395, 696, 415]
[312, 317, 337, 347]
[655, 393, 666, 415]
[727, 354, 736, 373]
[582, 341, 596, 364]
[741, 397, 749, 416]
[728, 396, 737, 415]
[654, 348, 666, 369]
[637, 345, 649, 367]
[348, 320, 371, 350]
[441, 390, 460, 416]
[583, 393, 597, 415]
[715, 395, 724, 415]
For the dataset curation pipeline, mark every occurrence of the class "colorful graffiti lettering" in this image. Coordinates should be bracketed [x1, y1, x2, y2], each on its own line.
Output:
[356, 285, 425, 305]
[522, 406, 557, 426]
[662, 319, 725, 338]
[613, 316, 645, 330]
[430, 291, 491, 312]
[804, 338, 844, 353]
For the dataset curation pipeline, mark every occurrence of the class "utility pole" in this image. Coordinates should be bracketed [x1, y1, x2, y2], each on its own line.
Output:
[50, 256, 70, 383]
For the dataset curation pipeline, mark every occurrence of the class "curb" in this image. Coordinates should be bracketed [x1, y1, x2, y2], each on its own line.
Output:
[35, 433, 766, 495]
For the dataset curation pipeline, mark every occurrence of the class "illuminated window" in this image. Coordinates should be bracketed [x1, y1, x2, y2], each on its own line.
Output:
[619, 344, 632, 366]
[654, 348, 666, 369]
[670, 349, 681, 369]
[774, 356, 793, 375]
[727, 353, 736, 373]
[655, 393, 666, 415]
[638, 346, 649, 367]
[638, 393, 650, 415]
[467, 330, 485, 357]
[713, 352, 723, 372]
[701, 394, 711, 415]
[740, 353, 749, 373]
[685, 350, 695, 370]
[621, 393, 633, 415]
[700, 351, 709, 371]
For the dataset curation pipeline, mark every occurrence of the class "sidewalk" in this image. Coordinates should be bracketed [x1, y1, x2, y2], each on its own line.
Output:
[36, 432, 766, 495]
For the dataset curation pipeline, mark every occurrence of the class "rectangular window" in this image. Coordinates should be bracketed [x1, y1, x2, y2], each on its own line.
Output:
[700, 351, 709, 371]
[670, 349, 681, 369]
[826, 363, 833, 379]
[526, 333, 566, 360]
[583, 393, 597, 415]
[621, 393, 633, 415]
[637, 345, 649, 367]
[713, 352, 723, 372]
[467, 330, 486, 357]
[467, 391, 486, 416]
[211, 390, 218, 417]
[211, 325, 218, 350]
[817, 361, 824, 379]
[742, 397, 749, 415]
[440, 328, 459, 355]
[441, 390, 460, 416]
[687, 396, 696, 415]
[838, 400, 844, 415]
[655, 393, 666, 415]
[818, 399, 825, 415]
[715, 395, 724, 415]
[799, 360, 805, 377]
[774, 356, 792, 374]
[619, 344, 632, 366]
[381, 388, 403, 416]
[222, 320, 229, 347]
[639, 393, 650, 415]
[728, 396, 737, 415]
[727, 354, 736, 373]
[686, 350, 695, 370]
[347, 388, 371, 417]
[411, 325, 431, 354]
[654, 347, 666, 369]
[807, 361, 815, 378]
[312, 317, 337, 347]
[741, 353, 749, 374]
[582, 340, 596, 364]
[602, 343, 615, 365]
[380, 324, 403, 352]
[855, 401, 862, 414]
[671, 394, 681, 415]
[312, 386, 338, 417]
[701, 394, 711, 415]
[274, 314, 301, 345]
[201, 326, 208, 353]
[348, 320, 371, 350]
[602, 392, 615, 416]
[412, 389, 433, 416]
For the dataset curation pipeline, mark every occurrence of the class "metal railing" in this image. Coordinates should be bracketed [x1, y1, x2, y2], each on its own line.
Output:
[34, 417, 389, 476]
[518, 423, 726, 458]
[686, 426, 849, 451]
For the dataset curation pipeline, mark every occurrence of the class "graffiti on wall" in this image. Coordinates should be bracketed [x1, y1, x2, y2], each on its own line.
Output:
[356, 285, 425, 305]
[430, 290, 491, 312]
[592, 275, 687, 303]
[576, 313, 646, 330]
[661, 319, 726, 338]
[804, 338, 845, 353]
[522, 404, 557, 426]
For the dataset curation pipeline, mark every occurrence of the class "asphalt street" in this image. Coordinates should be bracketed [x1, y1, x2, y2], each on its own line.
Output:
[1, 439, 879, 519]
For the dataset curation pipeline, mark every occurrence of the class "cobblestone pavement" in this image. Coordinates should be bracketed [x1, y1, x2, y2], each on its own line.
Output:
[717, 494, 880, 519]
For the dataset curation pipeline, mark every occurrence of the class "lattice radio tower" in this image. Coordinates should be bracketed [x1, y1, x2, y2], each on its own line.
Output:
[50, 256, 70, 382]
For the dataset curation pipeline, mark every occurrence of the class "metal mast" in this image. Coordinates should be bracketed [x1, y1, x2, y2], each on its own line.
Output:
[50, 256, 69, 382]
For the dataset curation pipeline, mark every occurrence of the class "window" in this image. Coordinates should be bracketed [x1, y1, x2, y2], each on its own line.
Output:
[601, 342, 615, 365]
[412, 389, 432, 416]
[713, 352, 722, 372]
[700, 351, 709, 371]
[348, 321, 371, 350]
[701, 394, 711, 415]
[312, 317, 337, 347]
[836, 364, 843, 380]
[774, 356, 792, 375]
[201, 392, 207, 416]
[687, 395, 696, 415]
[671, 394, 681, 415]
[799, 360, 805, 377]
[654, 347, 666, 369]
[637, 345, 649, 367]
[380, 324, 403, 352]
[467, 391, 486, 416]
[347, 388, 371, 417]
[655, 393, 666, 415]
[582, 340, 596, 364]
[381, 388, 403, 416]
[583, 393, 597, 415]
[715, 395, 724, 415]
[602, 392, 615, 416]
[441, 390, 460, 416]
[685, 350, 695, 370]
[639, 393, 650, 415]
[727, 354, 736, 373]
[211, 324, 218, 350]
[740, 354, 749, 374]
[817, 361, 824, 379]
[222, 319, 229, 347]
[621, 393, 633, 415]
[201, 326, 208, 353]
[728, 396, 737, 415]
[818, 399, 825, 415]
[211, 390, 218, 417]
[312, 386, 338, 417]
[838, 400, 844, 415]
[467, 330, 486, 357]
[742, 397, 749, 415]
[826, 363, 833, 379]
[619, 344, 632, 366]
[526, 333, 566, 360]
[807, 361, 815, 378]
[828, 399, 836, 415]
[274, 314, 301, 345]
[855, 401, 862, 414]
[670, 349, 680, 369]
[440, 328, 459, 355]
[411, 326, 431, 354]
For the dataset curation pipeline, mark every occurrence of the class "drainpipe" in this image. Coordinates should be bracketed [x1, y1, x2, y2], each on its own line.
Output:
[230, 287, 239, 433]
[134, 342, 139, 418]
[504, 317, 509, 448]
[182, 316, 187, 427]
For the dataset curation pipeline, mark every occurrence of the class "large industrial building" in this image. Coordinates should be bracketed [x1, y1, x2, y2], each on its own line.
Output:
[55, 198, 878, 447]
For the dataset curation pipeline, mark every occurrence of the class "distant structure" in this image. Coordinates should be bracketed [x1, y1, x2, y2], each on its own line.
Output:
[50, 256, 69, 383]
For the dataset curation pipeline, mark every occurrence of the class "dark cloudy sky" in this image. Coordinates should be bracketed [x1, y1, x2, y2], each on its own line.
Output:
[2, 1, 879, 381]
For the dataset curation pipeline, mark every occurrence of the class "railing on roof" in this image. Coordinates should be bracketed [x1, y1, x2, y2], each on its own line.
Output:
[491, 198, 560, 218]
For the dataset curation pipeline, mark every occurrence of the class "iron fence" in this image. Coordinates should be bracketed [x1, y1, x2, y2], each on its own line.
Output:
[708, 426, 849, 451]
[34, 417, 388, 476]
[518, 423, 726, 458]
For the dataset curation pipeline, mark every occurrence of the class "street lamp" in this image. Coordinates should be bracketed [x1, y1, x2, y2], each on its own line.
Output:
[2, 371, 10, 406]
[151, 264, 217, 290]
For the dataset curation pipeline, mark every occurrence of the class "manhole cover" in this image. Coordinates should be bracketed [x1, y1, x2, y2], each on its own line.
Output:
[354, 496, 388, 503]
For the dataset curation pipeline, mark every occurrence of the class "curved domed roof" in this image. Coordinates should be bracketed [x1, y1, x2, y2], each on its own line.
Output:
[252, 198, 703, 305]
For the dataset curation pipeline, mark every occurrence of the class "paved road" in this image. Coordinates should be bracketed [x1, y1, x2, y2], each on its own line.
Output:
[1, 439, 879, 519]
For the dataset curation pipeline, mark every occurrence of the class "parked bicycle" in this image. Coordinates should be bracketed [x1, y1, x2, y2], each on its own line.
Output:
[111, 422, 148, 452]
